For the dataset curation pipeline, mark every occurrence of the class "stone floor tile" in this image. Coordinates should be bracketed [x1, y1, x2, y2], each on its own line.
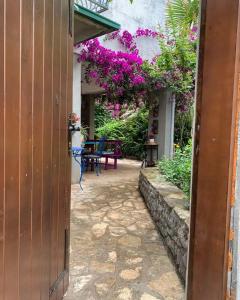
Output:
[64, 159, 184, 300]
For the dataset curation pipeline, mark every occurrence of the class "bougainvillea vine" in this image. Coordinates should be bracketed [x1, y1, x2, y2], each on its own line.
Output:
[76, 26, 198, 112]
[76, 37, 147, 101]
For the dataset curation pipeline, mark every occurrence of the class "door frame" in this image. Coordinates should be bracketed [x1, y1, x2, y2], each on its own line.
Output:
[187, 1, 240, 299]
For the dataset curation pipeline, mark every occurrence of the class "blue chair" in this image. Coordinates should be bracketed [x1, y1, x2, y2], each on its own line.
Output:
[95, 137, 106, 156]
[83, 137, 106, 176]
[72, 146, 85, 190]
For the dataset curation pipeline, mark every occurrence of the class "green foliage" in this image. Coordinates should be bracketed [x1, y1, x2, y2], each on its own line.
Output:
[143, 0, 199, 113]
[159, 140, 192, 201]
[166, 0, 199, 29]
[108, 0, 133, 3]
[94, 103, 112, 129]
[144, 30, 196, 99]
[174, 108, 193, 147]
[143, 0, 199, 146]
[80, 125, 89, 141]
[96, 108, 148, 159]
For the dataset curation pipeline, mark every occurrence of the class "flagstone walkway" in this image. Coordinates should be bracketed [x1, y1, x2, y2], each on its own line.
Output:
[64, 159, 184, 300]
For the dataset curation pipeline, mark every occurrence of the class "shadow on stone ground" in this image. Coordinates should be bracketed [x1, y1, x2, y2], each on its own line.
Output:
[64, 159, 185, 300]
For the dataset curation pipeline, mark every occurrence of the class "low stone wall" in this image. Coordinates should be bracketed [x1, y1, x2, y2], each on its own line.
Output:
[139, 168, 190, 283]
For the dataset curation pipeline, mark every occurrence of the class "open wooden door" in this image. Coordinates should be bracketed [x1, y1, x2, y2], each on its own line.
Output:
[0, 0, 73, 299]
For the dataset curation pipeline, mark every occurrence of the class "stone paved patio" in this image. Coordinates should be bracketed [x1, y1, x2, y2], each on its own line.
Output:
[64, 159, 184, 300]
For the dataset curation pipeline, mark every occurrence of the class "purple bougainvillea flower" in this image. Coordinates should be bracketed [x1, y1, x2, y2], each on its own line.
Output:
[191, 26, 198, 33]
[76, 27, 196, 110]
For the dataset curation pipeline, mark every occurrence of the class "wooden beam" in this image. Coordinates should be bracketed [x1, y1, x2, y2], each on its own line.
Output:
[187, 1, 240, 299]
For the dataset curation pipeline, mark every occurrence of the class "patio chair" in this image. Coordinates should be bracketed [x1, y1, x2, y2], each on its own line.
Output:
[82, 137, 106, 176]
[102, 140, 122, 170]
[72, 146, 86, 190]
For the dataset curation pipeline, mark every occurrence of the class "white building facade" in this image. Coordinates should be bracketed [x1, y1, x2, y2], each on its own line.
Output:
[72, 0, 173, 182]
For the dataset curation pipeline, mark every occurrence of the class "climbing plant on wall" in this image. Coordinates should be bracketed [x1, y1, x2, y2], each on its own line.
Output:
[142, 0, 199, 112]
[76, 29, 161, 104]
[76, 0, 199, 113]
[76, 24, 198, 112]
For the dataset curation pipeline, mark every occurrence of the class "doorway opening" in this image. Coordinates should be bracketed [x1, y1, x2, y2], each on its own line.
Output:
[67, 2, 238, 299]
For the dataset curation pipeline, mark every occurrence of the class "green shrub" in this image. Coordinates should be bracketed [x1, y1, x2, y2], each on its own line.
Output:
[95, 103, 112, 129]
[159, 140, 192, 200]
[96, 108, 149, 160]
[174, 108, 193, 148]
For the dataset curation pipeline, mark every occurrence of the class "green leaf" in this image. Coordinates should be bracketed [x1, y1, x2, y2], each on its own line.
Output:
[166, 0, 199, 29]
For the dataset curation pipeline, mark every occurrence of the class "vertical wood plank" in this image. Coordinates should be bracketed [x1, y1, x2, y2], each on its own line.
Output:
[57, 2, 70, 297]
[187, 1, 240, 299]
[58, 0, 69, 277]
[19, 0, 34, 299]
[4, 0, 20, 298]
[64, 0, 73, 293]
[0, 1, 4, 299]
[32, 0, 44, 298]
[56, 1, 65, 298]
[42, 0, 53, 298]
[51, 0, 62, 287]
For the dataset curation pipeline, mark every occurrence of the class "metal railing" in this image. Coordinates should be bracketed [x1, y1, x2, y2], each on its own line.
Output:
[74, 0, 109, 13]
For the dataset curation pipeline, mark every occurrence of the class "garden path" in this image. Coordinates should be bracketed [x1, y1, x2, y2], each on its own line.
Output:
[64, 159, 184, 300]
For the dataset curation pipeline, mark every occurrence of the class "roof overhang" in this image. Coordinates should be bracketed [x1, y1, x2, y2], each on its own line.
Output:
[74, 4, 120, 44]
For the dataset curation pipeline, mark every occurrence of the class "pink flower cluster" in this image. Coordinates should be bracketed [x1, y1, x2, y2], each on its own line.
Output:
[105, 102, 122, 118]
[103, 100, 145, 119]
[77, 38, 146, 99]
[105, 28, 160, 54]
[105, 30, 137, 53]
[76, 26, 198, 110]
[189, 26, 198, 42]
[135, 28, 160, 39]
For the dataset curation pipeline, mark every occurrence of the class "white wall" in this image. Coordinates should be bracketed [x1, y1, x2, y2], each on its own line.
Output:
[83, 0, 167, 94]
[102, 0, 166, 60]
[72, 1, 168, 183]
[148, 90, 175, 160]
[103, 0, 166, 33]
[72, 54, 82, 184]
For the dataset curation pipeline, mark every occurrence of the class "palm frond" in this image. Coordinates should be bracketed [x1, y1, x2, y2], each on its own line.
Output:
[166, 0, 199, 29]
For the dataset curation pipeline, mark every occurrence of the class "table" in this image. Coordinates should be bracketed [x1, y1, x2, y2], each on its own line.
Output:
[84, 139, 123, 170]
[143, 142, 159, 167]
[84, 141, 99, 154]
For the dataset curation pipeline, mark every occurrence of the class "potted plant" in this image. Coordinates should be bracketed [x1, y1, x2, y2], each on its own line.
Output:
[79, 126, 89, 146]
[149, 132, 155, 143]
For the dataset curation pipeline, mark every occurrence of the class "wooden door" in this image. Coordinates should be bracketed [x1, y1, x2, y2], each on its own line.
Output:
[0, 0, 73, 299]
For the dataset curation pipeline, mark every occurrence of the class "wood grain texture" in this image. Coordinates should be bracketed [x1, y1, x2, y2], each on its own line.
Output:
[4, 0, 21, 297]
[42, 0, 54, 298]
[58, 1, 69, 298]
[0, 0, 72, 299]
[64, 2, 73, 294]
[19, 0, 34, 299]
[0, 1, 4, 300]
[50, 0, 62, 288]
[32, 0, 45, 298]
[187, 1, 240, 299]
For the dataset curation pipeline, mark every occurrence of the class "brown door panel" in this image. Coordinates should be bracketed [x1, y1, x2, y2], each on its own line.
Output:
[0, 0, 73, 299]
